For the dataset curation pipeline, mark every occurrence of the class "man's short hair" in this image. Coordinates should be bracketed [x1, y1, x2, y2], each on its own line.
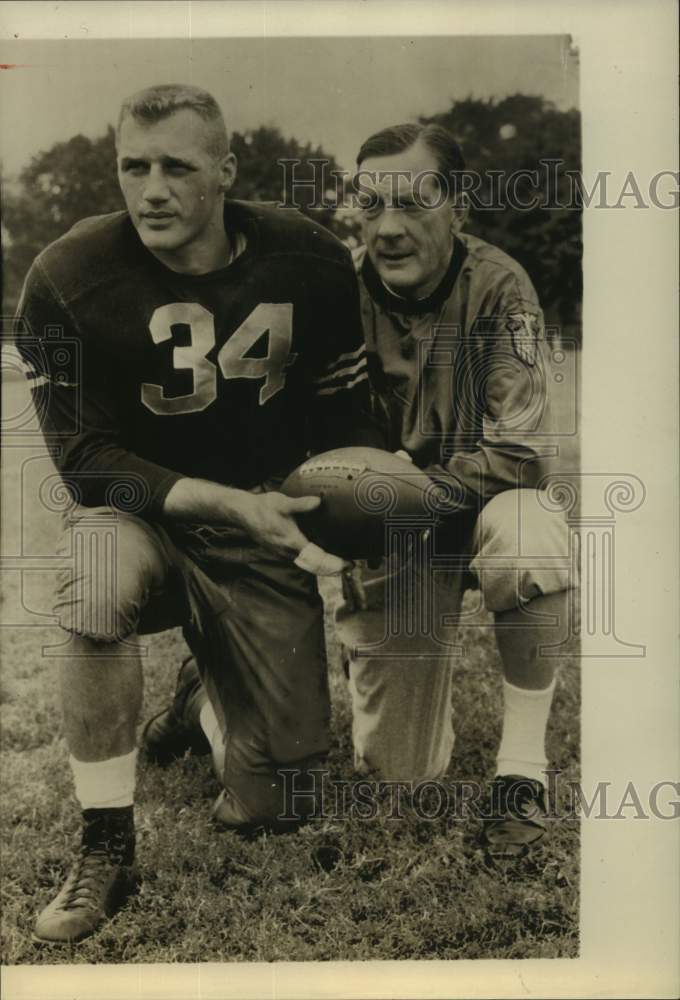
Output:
[356, 122, 465, 198]
[116, 84, 230, 160]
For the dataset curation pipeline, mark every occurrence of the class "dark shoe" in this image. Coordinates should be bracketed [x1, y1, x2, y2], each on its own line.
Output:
[34, 809, 139, 944]
[211, 789, 306, 836]
[142, 655, 210, 765]
[211, 789, 255, 829]
[481, 774, 548, 859]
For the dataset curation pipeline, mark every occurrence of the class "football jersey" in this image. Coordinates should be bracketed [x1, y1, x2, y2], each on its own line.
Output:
[16, 201, 381, 516]
[355, 232, 555, 514]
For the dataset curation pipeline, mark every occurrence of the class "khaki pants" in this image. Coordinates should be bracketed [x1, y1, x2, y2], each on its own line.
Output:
[334, 489, 572, 782]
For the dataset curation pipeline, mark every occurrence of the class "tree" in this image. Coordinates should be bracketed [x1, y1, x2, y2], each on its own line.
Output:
[2, 125, 341, 311]
[3, 98, 582, 331]
[324, 96, 582, 331]
[2, 128, 123, 311]
[423, 95, 582, 328]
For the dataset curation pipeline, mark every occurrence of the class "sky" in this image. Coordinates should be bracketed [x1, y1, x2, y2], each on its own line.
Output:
[0, 35, 578, 179]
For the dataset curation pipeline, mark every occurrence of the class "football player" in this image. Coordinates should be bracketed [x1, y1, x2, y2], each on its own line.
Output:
[15, 84, 382, 943]
[336, 122, 575, 855]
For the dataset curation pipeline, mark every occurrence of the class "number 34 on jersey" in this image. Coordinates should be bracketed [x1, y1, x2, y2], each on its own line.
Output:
[140, 301, 297, 416]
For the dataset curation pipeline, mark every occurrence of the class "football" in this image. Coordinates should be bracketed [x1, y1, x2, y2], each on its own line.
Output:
[280, 446, 442, 559]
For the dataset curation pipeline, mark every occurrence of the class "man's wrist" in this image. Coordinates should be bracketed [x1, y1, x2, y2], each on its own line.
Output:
[162, 477, 253, 527]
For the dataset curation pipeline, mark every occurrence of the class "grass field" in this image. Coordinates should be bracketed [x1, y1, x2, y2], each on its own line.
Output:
[1, 373, 580, 965]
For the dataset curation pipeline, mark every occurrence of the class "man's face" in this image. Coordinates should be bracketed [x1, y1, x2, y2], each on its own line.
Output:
[117, 109, 236, 265]
[357, 140, 460, 299]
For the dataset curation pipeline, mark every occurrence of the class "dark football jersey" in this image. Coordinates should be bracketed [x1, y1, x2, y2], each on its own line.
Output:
[16, 201, 381, 516]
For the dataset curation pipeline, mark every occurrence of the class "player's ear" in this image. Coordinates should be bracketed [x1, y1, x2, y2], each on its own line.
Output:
[218, 152, 238, 194]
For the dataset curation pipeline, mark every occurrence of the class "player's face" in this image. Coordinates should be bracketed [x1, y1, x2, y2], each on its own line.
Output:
[357, 140, 462, 299]
[117, 110, 236, 270]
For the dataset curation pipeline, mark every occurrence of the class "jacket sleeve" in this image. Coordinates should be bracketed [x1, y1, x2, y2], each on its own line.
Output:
[425, 268, 553, 512]
[14, 259, 183, 517]
[307, 259, 386, 454]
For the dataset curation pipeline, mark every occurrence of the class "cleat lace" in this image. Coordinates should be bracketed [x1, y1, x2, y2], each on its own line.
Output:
[61, 848, 118, 912]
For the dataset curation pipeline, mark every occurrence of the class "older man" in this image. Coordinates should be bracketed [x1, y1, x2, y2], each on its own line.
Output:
[337, 122, 574, 856]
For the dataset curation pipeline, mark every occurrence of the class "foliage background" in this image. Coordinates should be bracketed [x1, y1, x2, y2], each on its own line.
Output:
[2, 95, 581, 332]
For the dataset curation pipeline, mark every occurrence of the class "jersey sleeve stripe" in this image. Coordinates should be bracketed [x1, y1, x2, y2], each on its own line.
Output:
[313, 356, 367, 386]
[316, 344, 367, 380]
[315, 370, 369, 396]
[328, 344, 366, 366]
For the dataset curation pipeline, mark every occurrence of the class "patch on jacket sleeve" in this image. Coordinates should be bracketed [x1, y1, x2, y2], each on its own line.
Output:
[506, 312, 541, 366]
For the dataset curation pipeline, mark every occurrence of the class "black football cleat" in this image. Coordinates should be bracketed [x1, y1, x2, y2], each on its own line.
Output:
[211, 789, 256, 830]
[34, 847, 140, 944]
[480, 774, 548, 859]
[141, 655, 211, 765]
[34, 809, 140, 944]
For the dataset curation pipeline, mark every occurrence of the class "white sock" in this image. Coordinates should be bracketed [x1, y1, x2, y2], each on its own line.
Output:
[199, 699, 226, 774]
[70, 749, 137, 810]
[495, 678, 556, 785]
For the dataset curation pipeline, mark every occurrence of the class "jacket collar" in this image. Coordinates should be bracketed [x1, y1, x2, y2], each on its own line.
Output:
[360, 237, 467, 315]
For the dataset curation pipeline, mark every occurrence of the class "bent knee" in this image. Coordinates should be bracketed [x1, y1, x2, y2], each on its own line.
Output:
[224, 759, 326, 830]
[471, 489, 574, 612]
[54, 576, 143, 641]
[53, 508, 167, 641]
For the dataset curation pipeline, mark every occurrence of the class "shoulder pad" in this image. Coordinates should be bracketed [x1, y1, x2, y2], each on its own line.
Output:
[35, 211, 135, 305]
[228, 200, 350, 266]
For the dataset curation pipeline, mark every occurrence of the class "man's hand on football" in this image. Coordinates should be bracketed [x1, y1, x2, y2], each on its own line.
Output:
[239, 492, 321, 559]
[163, 479, 347, 570]
[238, 493, 347, 573]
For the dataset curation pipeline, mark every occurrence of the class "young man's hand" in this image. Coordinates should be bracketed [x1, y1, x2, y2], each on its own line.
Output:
[164, 478, 346, 570]
[229, 492, 350, 573]
[236, 491, 320, 559]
